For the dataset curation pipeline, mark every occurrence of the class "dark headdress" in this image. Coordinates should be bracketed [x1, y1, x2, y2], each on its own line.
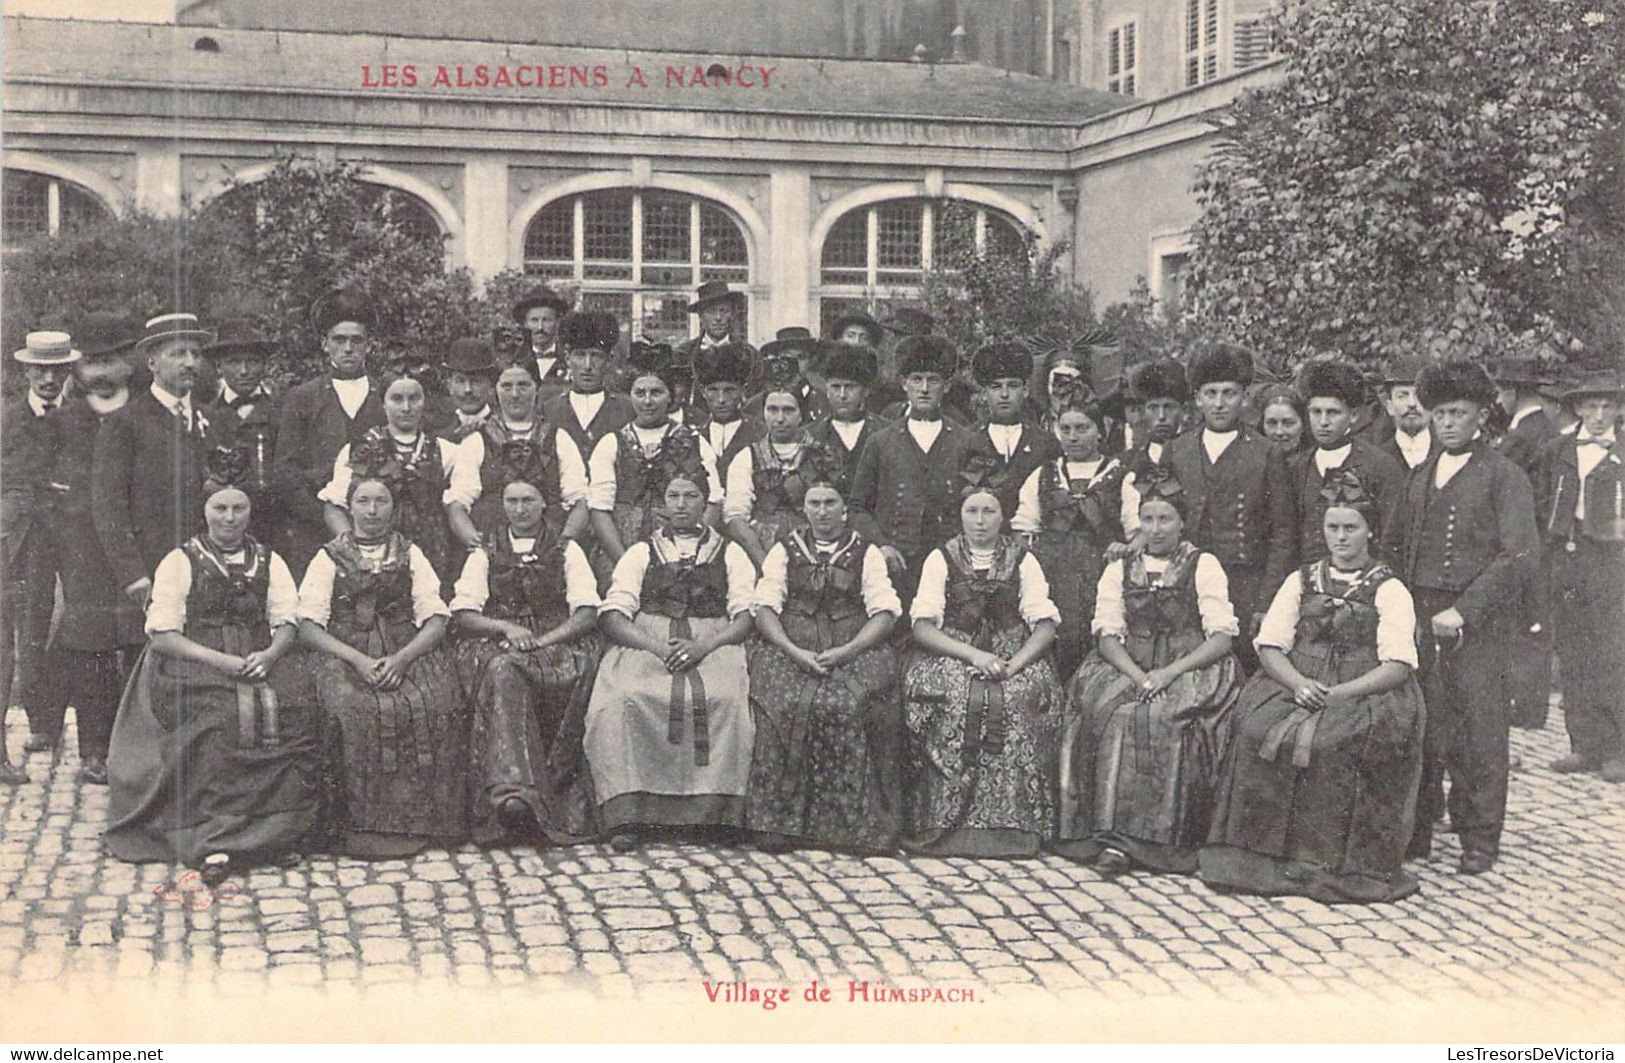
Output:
[1297, 359, 1367, 409]
[1416, 358, 1497, 410]
[1188, 344, 1256, 391]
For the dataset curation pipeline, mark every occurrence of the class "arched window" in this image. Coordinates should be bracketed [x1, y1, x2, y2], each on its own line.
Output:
[815, 198, 1026, 332]
[199, 180, 443, 249]
[523, 190, 750, 343]
[2, 169, 113, 251]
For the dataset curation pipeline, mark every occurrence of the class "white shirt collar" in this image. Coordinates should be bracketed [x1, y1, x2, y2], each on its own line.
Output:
[1314, 442, 1353, 476]
[568, 389, 605, 426]
[830, 419, 865, 449]
[26, 391, 59, 417]
[986, 422, 1023, 458]
[1509, 405, 1541, 431]
[907, 418, 943, 453]
[150, 381, 190, 416]
[459, 405, 491, 427]
[1395, 425, 1432, 467]
[1201, 427, 1238, 463]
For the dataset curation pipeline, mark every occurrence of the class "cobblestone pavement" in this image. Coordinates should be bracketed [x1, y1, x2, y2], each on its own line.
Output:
[2, 701, 1623, 1025]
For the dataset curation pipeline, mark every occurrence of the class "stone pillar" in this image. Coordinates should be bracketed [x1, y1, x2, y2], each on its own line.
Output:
[134, 144, 181, 216]
[462, 157, 510, 281]
[766, 165, 812, 334]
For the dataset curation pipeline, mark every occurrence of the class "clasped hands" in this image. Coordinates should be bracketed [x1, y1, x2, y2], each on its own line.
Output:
[658, 636, 709, 673]
[219, 649, 279, 683]
[348, 653, 409, 690]
[792, 645, 854, 677]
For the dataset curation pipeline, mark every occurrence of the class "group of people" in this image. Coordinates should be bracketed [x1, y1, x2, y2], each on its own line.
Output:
[2, 277, 1620, 906]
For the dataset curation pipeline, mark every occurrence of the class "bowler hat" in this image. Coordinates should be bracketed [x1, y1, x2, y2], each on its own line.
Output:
[1559, 368, 1625, 404]
[12, 331, 81, 366]
[760, 327, 819, 359]
[74, 313, 138, 359]
[511, 285, 571, 323]
[134, 313, 215, 354]
[1381, 355, 1427, 386]
[687, 281, 746, 313]
[202, 319, 274, 360]
[442, 337, 499, 376]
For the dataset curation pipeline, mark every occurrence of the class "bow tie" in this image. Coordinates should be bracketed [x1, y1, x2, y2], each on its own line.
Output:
[1578, 436, 1612, 449]
[36, 400, 57, 414]
[225, 390, 264, 409]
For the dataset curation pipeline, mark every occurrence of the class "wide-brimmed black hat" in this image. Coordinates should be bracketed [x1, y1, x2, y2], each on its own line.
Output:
[74, 313, 139, 359]
[511, 285, 571, 323]
[557, 311, 620, 353]
[760, 326, 819, 359]
[1492, 354, 1547, 388]
[820, 345, 878, 386]
[1297, 359, 1366, 409]
[971, 344, 1032, 386]
[442, 337, 500, 376]
[202, 318, 274, 360]
[883, 307, 937, 337]
[828, 311, 884, 348]
[310, 290, 377, 335]
[1380, 354, 1427, 386]
[1559, 368, 1625, 404]
[687, 281, 747, 313]
[1188, 344, 1256, 390]
[1417, 358, 1498, 410]
[895, 335, 955, 377]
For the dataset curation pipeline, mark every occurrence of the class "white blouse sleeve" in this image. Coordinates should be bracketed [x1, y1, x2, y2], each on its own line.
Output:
[1194, 552, 1241, 638]
[587, 435, 619, 511]
[450, 548, 491, 613]
[1118, 470, 1141, 537]
[144, 549, 193, 635]
[722, 449, 756, 524]
[908, 550, 950, 626]
[1253, 570, 1304, 654]
[266, 552, 300, 630]
[295, 549, 338, 627]
[1091, 559, 1128, 639]
[316, 444, 353, 508]
[753, 541, 789, 613]
[445, 436, 482, 510]
[562, 540, 601, 613]
[723, 541, 757, 618]
[1017, 551, 1062, 626]
[556, 433, 588, 508]
[861, 544, 903, 618]
[406, 544, 453, 626]
[600, 541, 651, 618]
[1374, 578, 1420, 669]
[698, 436, 724, 505]
[1010, 466, 1043, 535]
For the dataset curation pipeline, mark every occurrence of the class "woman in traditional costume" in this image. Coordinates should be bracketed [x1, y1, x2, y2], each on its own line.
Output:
[105, 487, 319, 884]
[319, 375, 476, 585]
[298, 476, 467, 857]
[584, 465, 756, 852]
[1010, 397, 1125, 680]
[1054, 467, 1242, 876]
[724, 383, 835, 569]
[901, 488, 1064, 858]
[1201, 469, 1424, 902]
[451, 477, 602, 845]
[747, 478, 904, 853]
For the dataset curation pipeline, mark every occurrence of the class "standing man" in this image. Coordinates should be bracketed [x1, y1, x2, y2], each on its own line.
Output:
[92, 314, 224, 605]
[42, 314, 145, 784]
[1537, 369, 1625, 783]
[677, 281, 757, 393]
[511, 285, 574, 404]
[808, 344, 888, 489]
[199, 319, 288, 558]
[849, 335, 977, 604]
[1492, 354, 1559, 477]
[749, 327, 830, 422]
[693, 345, 763, 474]
[1, 331, 78, 761]
[828, 310, 884, 352]
[542, 311, 634, 460]
[1395, 359, 1540, 874]
[1161, 345, 1296, 657]
[1289, 359, 1405, 564]
[1113, 358, 1189, 533]
[1364, 355, 1439, 472]
[273, 290, 387, 572]
[437, 337, 500, 443]
[964, 344, 1058, 520]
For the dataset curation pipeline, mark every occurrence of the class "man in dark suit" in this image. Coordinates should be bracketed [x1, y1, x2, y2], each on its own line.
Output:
[1535, 370, 1625, 783]
[92, 313, 225, 605]
[273, 291, 387, 572]
[198, 319, 290, 560]
[1289, 359, 1405, 564]
[542, 311, 634, 461]
[434, 337, 500, 445]
[808, 345, 887, 489]
[1112, 358, 1189, 540]
[675, 282, 759, 401]
[849, 335, 977, 605]
[41, 314, 145, 784]
[1362, 355, 1439, 472]
[1, 331, 79, 764]
[1161, 345, 1296, 663]
[962, 343, 1059, 521]
[1395, 359, 1540, 874]
[511, 285, 574, 405]
[691, 343, 763, 475]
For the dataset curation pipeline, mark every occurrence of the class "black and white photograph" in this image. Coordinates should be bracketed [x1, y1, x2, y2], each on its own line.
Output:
[0, 0, 1621, 1046]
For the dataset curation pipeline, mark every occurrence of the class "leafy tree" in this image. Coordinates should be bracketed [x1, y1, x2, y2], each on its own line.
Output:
[1187, 0, 1624, 374]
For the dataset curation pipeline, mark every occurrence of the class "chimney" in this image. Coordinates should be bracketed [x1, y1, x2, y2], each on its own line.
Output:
[950, 25, 967, 62]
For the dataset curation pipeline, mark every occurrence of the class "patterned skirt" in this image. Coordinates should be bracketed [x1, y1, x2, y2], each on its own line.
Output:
[583, 611, 753, 834]
[1200, 651, 1425, 903]
[745, 612, 902, 853]
[900, 624, 1064, 858]
[1056, 643, 1240, 872]
[456, 626, 601, 845]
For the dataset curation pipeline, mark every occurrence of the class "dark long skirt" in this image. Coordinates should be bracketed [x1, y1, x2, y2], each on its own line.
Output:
[106, 640, 320, 867]
[1032, 530, 1104, 681]
[745, 612, 902, 853]
[457, 626, 600, 845]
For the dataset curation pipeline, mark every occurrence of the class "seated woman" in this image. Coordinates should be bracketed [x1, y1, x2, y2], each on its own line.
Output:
[446, 363, 590, 549]
[1055, 469, 1241, 876]
[584, 468, 756, 852]
[587, 361, 723, 573]
[106, 487, 318, 884]
[319, 375, 477, 585]
[297, 476, 467, 858]
[1010, 398, 1125, 680]
[451, 477, 602, 845]
[1201, 470, 1424, 903]
[724, 385, 831, 570]
[748, 479, 904, 854]
[902, 488, 1064, 858]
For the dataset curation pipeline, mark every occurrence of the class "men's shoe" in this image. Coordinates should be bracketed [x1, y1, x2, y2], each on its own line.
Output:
[22, 734, 52, 754]
[199, 853, 233, 887]
[1550, 753, 1601, 774]
[608, 832, 639, 853]
[1458, 850, 1495, 875]
[78, 758, 108, 785]
[1095, 847, 1133, 879]
[1599, 758, 1625, 784]
[496, 796, 532, 832]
